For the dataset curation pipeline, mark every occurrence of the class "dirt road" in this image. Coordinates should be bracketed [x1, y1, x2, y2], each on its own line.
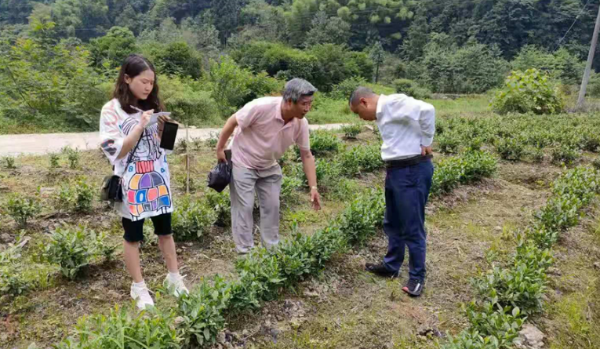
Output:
[0, 124, 347, 157]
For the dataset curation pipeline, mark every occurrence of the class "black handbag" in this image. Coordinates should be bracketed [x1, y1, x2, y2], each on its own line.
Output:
[207, 150, 232, 193]
[100, 135, 143, 202]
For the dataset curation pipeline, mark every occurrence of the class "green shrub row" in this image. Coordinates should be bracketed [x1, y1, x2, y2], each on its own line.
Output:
[444, 166, 600, 349]
[50, 147, 502, 348]
[436, 113, 600, 166]
[431, 151, 498, 196]
[52, 190, 381, 348]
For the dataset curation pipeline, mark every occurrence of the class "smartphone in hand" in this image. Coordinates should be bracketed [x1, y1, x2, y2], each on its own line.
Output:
[160, 121, 178, 150]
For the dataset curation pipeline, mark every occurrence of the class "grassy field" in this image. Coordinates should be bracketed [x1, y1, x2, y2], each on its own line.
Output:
[1, 96, 600, 349]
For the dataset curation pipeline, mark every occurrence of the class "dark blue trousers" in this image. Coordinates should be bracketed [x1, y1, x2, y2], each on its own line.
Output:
[383, 159, 434, 282]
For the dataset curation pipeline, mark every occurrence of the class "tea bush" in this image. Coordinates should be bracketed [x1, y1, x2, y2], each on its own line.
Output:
[57, 305, 181, 349]
[205, 190, 231, 227]
[2, 156, 16, 169]
[280, 176, 303, 205]
[299, 130, 342, 157]
[437, 130, 462, 154]
[172, 196, 216, 241]
[232, 248, 284, 309]
[6, 193, 42, 227]
[0, 242, 31, 296]
[495, 137, 525, 161]
[431, 151, 497, 197]
[551, 145, 580, 166]
[339, 144, 384, 176]
[44, 225, 114, 280]
[462, 151, 498, 183]
[294, 158, 342, 189]
[337, 190, 385, 245]
[205, 132, 219, 149]
[56, 178, 95, 213]
[341, 124, 362, 140]
[443, 302, 524, 349]
[49, 153, 60, 168]
[527, 146, 545, 163]
[177, 276, 232, 347]
[63, 147, 81, 169]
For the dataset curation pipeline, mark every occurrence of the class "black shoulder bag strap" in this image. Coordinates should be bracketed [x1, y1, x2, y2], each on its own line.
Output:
[120, 131, 144, 176]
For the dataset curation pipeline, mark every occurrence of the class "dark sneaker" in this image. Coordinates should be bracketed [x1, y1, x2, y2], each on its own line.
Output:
[402, 278, 424, 297]
[365, 263, 399, 278]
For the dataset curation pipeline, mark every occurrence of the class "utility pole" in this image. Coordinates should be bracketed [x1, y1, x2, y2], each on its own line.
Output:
[577, 3, 600, 109]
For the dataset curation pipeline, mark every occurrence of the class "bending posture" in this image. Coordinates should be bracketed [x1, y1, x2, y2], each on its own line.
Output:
[349, 86, 435, 297]
[216, 78, 321, 254]
[99, 54, 188, 309]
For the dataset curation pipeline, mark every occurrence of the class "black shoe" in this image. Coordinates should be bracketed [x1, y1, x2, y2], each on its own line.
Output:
[365, 263, 399, 278]
[402, 278, 424, 297]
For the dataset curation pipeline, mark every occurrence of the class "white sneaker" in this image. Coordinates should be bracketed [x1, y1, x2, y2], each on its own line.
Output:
[164, 273, 189, 297]
[130, 283, 155, 310]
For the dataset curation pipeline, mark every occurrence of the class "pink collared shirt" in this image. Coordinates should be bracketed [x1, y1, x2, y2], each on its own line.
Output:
[230, 97, 310, 170]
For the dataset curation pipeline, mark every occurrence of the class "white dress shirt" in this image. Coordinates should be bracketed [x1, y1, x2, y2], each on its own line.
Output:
[375, 94, 436, 161]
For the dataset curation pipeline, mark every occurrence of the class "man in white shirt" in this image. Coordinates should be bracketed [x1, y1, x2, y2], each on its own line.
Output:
[349, 86, 435, 297]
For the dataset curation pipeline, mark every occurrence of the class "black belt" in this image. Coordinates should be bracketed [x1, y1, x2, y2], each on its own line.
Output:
[385, 154, 432, 169]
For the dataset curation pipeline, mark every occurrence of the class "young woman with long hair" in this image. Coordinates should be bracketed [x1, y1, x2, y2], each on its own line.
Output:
[99, 54, 187, 309]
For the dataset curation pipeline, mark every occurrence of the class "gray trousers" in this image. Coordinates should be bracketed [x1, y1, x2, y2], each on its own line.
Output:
[230, 163, 282, 253]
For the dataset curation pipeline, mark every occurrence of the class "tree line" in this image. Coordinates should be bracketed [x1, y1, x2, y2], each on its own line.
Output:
[1, 0, 599, 132]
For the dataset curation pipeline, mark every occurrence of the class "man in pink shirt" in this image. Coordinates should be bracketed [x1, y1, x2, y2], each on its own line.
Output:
[216, 78, 321, 254]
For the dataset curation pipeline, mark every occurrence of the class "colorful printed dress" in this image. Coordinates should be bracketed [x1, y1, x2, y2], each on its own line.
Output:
[99, 99, 173, 221]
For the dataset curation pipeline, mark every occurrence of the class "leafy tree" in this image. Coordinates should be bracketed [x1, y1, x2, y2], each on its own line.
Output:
[27, 3, 57, 45]
[0, 37, 106, 130]
[51, 0, 110, 40]
[0, 0, 37, 25]
[420, 35, 508, 93]
[512, 46, 584, 85]
[180, 15, 221, 54]
[369, 41, 385, 83]
[232, 0, 287, 45]
[149, 41, 203, 79]
[304, 11, 351, 48]
[208, 56, 253, 117]
[138, 17, 183, 45]
[337, 0, 415, 49]
[89, 26, 137, 69]
[211, 0, 245, 43]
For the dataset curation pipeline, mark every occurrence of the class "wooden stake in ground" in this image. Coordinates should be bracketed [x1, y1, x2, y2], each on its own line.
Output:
[577, 3, 600, 109]
[186, 126, 190, 194]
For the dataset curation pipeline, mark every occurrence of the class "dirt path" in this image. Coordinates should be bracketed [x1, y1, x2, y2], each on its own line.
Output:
[0, 124, 347, 157]
[238, 164, 555, 349]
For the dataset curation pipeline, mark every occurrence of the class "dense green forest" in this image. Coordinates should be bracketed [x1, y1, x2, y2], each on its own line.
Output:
[1, 0, 599, 132]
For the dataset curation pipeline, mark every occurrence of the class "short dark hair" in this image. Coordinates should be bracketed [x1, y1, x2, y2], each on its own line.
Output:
[349, 86, 376, 106]
[113, 54, 164, 114]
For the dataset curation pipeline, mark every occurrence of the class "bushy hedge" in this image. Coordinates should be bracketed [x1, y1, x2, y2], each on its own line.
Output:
[491, 69, 565, 115]
[444, 166, 600, 349]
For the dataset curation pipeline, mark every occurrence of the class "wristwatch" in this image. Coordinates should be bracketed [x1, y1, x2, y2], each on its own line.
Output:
[310, 186, 318, 191]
